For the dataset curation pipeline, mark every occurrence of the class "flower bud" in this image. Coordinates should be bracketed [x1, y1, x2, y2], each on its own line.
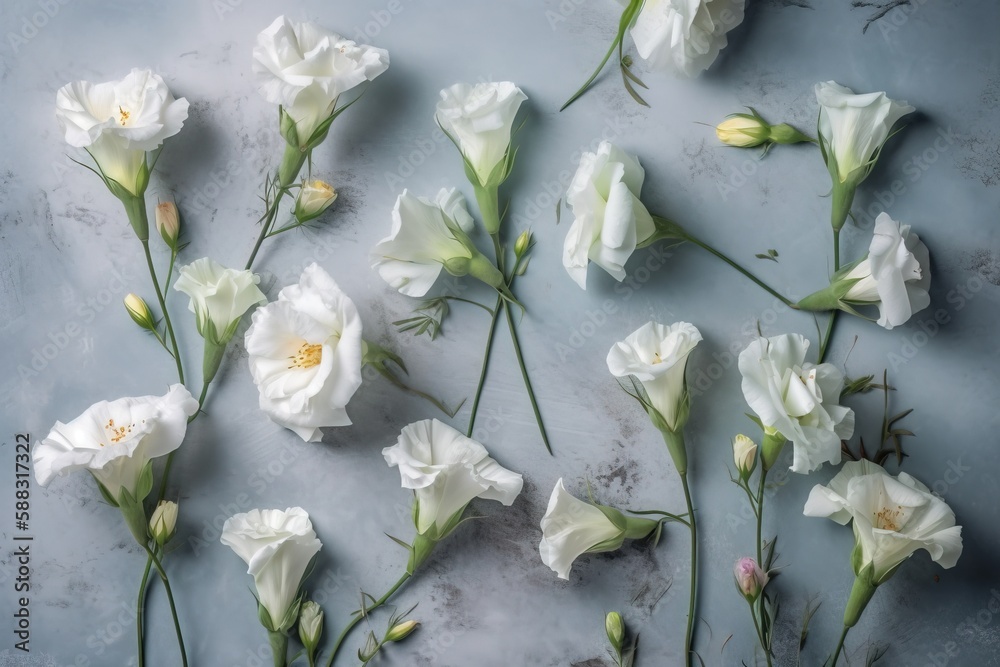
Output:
[716, 114, 770, 148]
[149, 500, 178, 546]
[734, 557, 769, 601]
[298, 600, 324, 653]
[155, 201, 180, 249]
[514, 230, 532, 258]
[733, 434, 758, 479]
[124, 293, 156, 331]
[384, 619, 419, 643]
[294, 180, 338, 223]
[605, 611, 624, 652]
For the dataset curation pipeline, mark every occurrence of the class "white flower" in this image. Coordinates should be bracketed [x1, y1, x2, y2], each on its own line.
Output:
[538, 479, 628, 580]
[221, 507, 322, 632]
[33, 384, 198, 499]
[563, 141, 655, 289]
[843, 213, 931, 329]
[253, 15, 389, 143]
[370, 188, 479, 297]
[174, 258, 267, 344]
[382, 419, 523, 537]
[738, 334, 854, 474]
[630, 0, 746, 78]
[435, 82, 527, 186]
[816, 81, 914, 185]
[804, 460, 962, 582]
[55, 68, 189, 195]
[607, 321, 702, 432]
[245, 264, 363, 442]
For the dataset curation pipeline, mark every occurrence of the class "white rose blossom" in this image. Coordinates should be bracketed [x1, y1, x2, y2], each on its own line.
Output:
[253, 15, 389, 145]
[33, 384, 198, 499]
[371, 188, 506, 298]
[630, 0, 746, 78]
[539, 478, 657, 580]
[563, 141, 655, 289]
[738, 333, 854, 474]
[221, 507, 322, 632]
[607, 321, 702, 433]
[174, 257, 267, 345]
[55, 68, 189, 197]
[244, 264, 364, 442]
[435, 82, 527, 188]
[815, 81, 914, 229]
[382, 419, 523, 538]
[804, 460, 962, 584]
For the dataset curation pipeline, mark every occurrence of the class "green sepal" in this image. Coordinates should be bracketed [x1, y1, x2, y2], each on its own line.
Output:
[305, 88, 367, 151]
[92, 476, 120, 508]
[637, 216, 689, 249]
[135, 460, 154, 501]
[278, 105, 300, 148]
[116, 485, 150, 546]
[760, 430, 788, 471]
[407, 532, 438, 575]
[203, 339, 227, 385]
[843, 564, 879, 628]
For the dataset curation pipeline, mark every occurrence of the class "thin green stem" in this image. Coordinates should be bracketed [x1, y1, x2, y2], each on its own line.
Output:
[831, 625, 850, 667]
[560, 0, 642, 111]
[246, 189, 286, 271]
[374, 366, 460, 417]
[833, 228, 842, 271]
[442, 295, 495, 316]
[818, 311, 839, 364]
[680, 472, 698, 666]
[749, 603, 769, 666]
[468, 294, 502, 437]
[324, 572, 412, 667]
[143, 546, 188, 667]
[683, 234, 794, 307]
[141, 239, 184, 384]
[136, 554, 153, 667]
[753, 469, 772, 667]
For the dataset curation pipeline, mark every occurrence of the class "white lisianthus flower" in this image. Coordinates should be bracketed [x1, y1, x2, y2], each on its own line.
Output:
[244, 264, 363, 442]
[815, 81, 914, 229]
[221, 507, 322, 632]
[55, 68, 189, 196]
[33, 384, 198, 499]
[253, 15, 389, 145]
[539, 478, 657, 580]
[804, 460, 963, 583]
[563, 141, 655, 289]
[630, 0, 746, 78]
[382, 419, 523, 538]
[371, 189, 505, 297]
[607, 321, 702, 433]
[435, 82, 527, 188]
[174, 258, 267, 345]
[738, 334, 854, 474]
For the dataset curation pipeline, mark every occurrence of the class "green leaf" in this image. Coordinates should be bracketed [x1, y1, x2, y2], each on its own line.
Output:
[135, 460, 154, 501]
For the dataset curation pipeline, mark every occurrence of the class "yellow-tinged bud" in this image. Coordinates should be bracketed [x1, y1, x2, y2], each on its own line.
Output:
[716, 115, 770, 148]
[605, 611, 625, 652]
[294, 180, 338, 223]
[155, 201, 180, 248]
[384, 619, 419, 643]
[149, 500, 178, 546]
[514, 229, 532, 258]
[124, 293, 155, 331]
[298, 600, 324, 653]
[733, 434, 758, 479]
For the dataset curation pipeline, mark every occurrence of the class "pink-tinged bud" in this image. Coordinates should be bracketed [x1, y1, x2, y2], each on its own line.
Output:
[155, 201, 180, 248]
[734, 557, 768, 601]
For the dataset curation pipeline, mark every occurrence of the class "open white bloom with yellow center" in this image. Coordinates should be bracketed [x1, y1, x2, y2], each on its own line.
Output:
[843, 213, 931, 329]
[435, 82, 527, 186]
[32, 384, 198, 498]
[738, 334, 854, 474]
[221, 507, 322, 632]
[370, 188, 480, 297]
[253, 15, 389, 143]
[174, 257, 267, 344]
[804, 460, 962, 582]
[245, 264, 363, 442]
[630, 0, 746, 78]
[383, 419, 523, 537]
[55, 68, 189, 195]
[607, 321, 702, 432]
[563, 141, 655, 289]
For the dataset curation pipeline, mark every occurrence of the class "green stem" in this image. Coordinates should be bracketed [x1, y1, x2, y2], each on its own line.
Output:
[754, 469, 772, 666]
[830, 625, 850, 667]
[442, 295, 495, 316]
[819, 229, 843, 364]
[269, 630, 289, 667]
[474, 184, 501, 235]
[246, 190, 286, 271]
[749, 603, 769, 667]
[560, 0, 642, 111]
[680, 472, 698, 666]
[833, 228, 841, 271]
[324, 572, 412, 667]
[468, 294, 503, 437]
[682, 234, 794, 307]
[374, 366, 460, 417]
[141, 239, 184, 384]
[143, 546, 188, 667]
[136, 555, 153, 667]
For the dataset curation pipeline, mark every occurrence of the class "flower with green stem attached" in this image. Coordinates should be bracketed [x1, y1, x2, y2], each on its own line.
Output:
[293, 180, 338, 223]
[716, 107, 813, 151]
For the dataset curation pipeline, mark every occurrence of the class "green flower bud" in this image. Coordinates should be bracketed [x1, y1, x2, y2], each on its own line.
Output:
[605, 611, 625, 652]
[298, 600, 324, 654]
[124, 293, 156, 331]
[149, 500, 178, 547]
[385, 619, 419, 643]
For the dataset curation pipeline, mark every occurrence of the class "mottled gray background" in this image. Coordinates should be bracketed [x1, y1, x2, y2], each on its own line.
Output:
[1, 0, 998, 665]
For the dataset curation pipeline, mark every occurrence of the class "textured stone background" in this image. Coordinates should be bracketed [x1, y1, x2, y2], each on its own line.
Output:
[1, 0, 999, 665]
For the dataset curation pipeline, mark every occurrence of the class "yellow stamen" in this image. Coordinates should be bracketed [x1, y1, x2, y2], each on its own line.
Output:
[289, 342, 323, 369]
[874, 505, 904, 532]
[104, 418, 134, 444]
[118, 106, 130, 126]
